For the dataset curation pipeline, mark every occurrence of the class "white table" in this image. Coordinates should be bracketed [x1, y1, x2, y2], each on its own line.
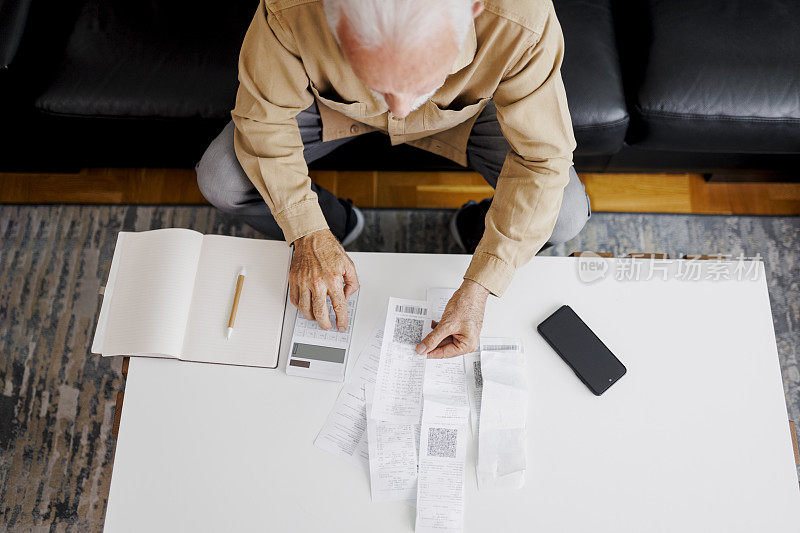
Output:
[105, 254, 800, 532]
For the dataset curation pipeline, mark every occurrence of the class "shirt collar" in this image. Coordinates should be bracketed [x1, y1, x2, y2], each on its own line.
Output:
[449, 22, 477, 75]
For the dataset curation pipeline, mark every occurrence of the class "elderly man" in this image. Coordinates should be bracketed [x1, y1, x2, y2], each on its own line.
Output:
[197, 0, 590, 358]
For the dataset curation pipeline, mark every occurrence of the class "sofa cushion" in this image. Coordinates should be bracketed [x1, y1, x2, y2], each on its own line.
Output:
[554, 0, 629, 156]
[34, 0, 255, 120]
[626, 0, 800, 153]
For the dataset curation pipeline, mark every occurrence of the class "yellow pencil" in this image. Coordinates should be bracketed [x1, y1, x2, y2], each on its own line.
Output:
[226, 267, 246, 340]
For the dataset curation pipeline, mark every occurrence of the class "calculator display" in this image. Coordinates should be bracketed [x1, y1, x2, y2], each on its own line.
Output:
[291, 342, 346, 364]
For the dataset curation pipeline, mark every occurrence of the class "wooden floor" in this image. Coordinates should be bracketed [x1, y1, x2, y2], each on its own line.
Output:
[1, 168, 799, 215]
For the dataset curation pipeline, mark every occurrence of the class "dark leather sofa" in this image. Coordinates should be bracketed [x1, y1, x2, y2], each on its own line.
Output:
[2, 0, 799, 178]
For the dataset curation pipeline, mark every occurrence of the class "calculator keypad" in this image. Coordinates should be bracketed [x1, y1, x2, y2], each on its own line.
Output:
[293, 293, 357, 347]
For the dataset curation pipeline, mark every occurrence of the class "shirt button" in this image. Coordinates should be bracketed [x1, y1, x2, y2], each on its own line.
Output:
[350, 124, 359, 134]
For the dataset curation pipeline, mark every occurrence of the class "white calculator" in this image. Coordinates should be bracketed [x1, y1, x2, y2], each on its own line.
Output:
[286, 291, 358, 382]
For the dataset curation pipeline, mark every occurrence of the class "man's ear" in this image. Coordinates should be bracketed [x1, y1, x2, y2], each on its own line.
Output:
[472, 1, 484, 18]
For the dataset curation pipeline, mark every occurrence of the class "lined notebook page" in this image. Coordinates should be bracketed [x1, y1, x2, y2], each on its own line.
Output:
[181, 235, 291, 368]
[103, 229, 204, 357]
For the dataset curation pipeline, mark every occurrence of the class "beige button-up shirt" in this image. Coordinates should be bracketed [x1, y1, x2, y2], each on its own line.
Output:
[232, 0, 576, 296]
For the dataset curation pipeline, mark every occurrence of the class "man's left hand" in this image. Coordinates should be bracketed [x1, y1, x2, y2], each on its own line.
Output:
[415, 279, 489, 358]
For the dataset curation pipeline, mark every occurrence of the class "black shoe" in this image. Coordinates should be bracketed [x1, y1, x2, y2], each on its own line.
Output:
[450, 198, 492, 253]
[338, 198, 364, 247]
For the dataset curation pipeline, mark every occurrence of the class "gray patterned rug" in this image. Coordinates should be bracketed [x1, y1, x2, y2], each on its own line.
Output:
[0, 205, 798, 531]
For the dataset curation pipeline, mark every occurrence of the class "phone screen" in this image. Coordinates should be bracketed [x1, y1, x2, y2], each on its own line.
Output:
[537, 305, 626, 395]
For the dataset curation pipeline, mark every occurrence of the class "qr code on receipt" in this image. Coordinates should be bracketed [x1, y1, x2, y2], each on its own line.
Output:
[473, 361, 483, 388]
[427, 427, 457, 458]
[392, 317, 424, 345]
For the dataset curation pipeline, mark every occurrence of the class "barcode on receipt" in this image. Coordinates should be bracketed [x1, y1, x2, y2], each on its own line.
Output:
[482, 344, 519, 351]
[395, 305, 426, 316]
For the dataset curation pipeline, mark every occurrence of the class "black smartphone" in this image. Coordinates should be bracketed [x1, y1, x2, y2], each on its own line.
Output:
[537, 305, 626, 395]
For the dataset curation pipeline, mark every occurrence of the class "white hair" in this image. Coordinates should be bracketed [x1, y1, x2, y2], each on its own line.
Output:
[323, 0, 473, 50]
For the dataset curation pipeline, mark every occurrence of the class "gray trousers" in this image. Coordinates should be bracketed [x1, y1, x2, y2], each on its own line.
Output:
[197, 101, 590, 243]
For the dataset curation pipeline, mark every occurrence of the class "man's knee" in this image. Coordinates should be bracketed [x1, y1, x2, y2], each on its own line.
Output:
[196, 121, 248, 211]
[196, 157, 222, 209]
[548, 167, 591, 245]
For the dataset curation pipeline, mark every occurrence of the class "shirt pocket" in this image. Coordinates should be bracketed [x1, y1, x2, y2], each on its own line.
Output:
[309, 82, 367, 118]
[424, 96, 491, 130]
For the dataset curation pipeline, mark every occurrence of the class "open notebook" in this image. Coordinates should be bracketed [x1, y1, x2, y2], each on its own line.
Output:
[92, 229, 292, 368]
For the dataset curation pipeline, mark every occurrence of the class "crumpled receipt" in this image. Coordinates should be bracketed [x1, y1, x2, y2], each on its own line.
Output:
[476, 350, 528, 490]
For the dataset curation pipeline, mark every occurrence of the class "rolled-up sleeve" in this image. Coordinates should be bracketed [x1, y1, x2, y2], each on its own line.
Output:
[463, 4, 576, 296]
[231, 0, 326, 243]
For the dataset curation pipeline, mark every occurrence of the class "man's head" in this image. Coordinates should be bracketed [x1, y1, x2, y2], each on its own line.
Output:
[324, 0, 484, 118]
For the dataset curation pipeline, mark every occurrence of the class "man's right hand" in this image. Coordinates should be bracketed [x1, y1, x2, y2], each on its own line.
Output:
[289, 229, 359, 331]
